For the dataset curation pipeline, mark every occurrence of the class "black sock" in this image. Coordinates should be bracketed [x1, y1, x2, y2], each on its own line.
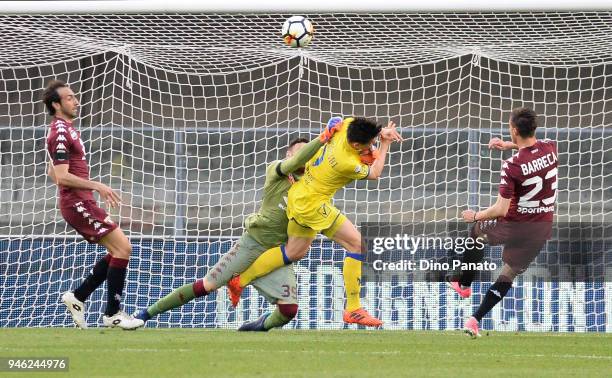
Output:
[104, 257, 129, 316]
[473, 276, 512, 322]
[73, 254, 112, 302]
[458, 243, 485, 287]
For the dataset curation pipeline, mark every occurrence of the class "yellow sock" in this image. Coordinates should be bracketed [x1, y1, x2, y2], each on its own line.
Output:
[239, 246, 286, 287]
[343, 254, 363, 312]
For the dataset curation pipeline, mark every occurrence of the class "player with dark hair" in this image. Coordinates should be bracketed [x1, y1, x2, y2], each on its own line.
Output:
[44, 80, 144, 329]
[135, 125, 340, 331]
[448, 107, 557, 337]
[228, 117, 402, 327]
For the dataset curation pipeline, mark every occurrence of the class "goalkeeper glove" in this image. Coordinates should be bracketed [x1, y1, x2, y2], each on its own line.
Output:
[319, 116, 343, 143]
[359, 145, 379, 165]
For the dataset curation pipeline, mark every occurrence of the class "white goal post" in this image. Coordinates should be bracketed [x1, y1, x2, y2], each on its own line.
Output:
[0, 1, 610, 331]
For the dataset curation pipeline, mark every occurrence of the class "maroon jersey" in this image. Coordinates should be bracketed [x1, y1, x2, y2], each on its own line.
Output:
[46, 117, 95, 208]
[498, 139, 558, 222]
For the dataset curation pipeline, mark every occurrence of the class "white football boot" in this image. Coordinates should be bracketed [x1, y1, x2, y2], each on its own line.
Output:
[103, 310, 145, 330]
[61, 291, 88, 329]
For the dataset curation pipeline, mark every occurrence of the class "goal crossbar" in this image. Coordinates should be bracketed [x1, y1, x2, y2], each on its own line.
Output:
[2, 0, 612, 14]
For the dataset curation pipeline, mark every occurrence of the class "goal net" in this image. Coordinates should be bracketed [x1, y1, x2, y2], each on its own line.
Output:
[0, 10, 610, 331]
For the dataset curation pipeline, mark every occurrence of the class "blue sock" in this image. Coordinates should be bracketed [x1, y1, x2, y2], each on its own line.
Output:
[135, 308, 151, 322]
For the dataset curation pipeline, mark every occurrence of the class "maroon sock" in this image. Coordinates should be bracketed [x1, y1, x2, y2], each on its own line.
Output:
[278, 303, 298, 320]
[192, 279, 208, 298]
[104, 257, 129, 316]
[73, 254, 112, 302]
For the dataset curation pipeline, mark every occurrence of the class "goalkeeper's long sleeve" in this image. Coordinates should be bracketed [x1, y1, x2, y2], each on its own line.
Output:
[278, 138, 323, 175]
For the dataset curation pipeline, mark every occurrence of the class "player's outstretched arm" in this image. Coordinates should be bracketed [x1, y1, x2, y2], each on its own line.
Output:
[489, 137, 518, 151]
[462, 195, 511, 222]
[50, 164, 121, 208]
[367, 121, 402, 180]
[278, 138, 323, 176]
[278, 117, 342, 175]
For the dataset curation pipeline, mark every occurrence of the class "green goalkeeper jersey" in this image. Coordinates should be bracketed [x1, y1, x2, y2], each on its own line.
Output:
[245, 138, 323, 248]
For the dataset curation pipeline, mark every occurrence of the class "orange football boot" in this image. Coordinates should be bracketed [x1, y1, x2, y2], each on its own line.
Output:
[343, 308, 383, 327]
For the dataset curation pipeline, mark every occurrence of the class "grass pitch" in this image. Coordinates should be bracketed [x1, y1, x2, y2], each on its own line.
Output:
[0, 329, 610, 377]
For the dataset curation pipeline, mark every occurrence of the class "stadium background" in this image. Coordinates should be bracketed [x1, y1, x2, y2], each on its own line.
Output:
[0, 13, 610, 330]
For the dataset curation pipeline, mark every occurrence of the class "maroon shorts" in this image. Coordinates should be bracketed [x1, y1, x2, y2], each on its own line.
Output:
[61, 200, 117, 243]
[472, 220, 548, 274]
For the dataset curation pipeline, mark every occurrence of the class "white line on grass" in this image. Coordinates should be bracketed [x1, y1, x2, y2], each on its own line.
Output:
[2, 346, 609, 361]
[227, 348, 611, 360]
[420, 350, 612, 361]
[118, 348, 192, 353]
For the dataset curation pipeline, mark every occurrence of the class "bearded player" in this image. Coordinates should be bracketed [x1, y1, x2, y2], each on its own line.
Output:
[134, 123, 340, 331]
[44, 80, 143, 330]
[448, 107, 557, 337]
[228, 117, 402, 327]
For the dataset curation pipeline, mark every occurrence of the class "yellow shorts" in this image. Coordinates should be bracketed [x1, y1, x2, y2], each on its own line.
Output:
[287, 206, 347, 239]
[288, 196, 340, 229]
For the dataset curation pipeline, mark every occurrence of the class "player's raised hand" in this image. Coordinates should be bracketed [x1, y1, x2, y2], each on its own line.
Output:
[379, 121, 403, 143]
[488, 137, 512, 151]
[319, 116, 343, 143]
[461, 209, 477, 223]
[95, 182, 122, 209]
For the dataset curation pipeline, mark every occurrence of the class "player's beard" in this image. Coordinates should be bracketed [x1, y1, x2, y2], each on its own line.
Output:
[63, 106, 78, 120]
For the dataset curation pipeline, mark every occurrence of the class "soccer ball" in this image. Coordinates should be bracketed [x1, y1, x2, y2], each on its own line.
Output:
[282, 16, 314, 48]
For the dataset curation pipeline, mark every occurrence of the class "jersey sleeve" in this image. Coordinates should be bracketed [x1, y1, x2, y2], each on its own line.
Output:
[278, 138, 324, 176]
[47, 130, 73, 166]
[498, 160, 515, 199]
[343, 160, 370, 180]
[265, 161, 283, 184]
[542, 138, 558, 155]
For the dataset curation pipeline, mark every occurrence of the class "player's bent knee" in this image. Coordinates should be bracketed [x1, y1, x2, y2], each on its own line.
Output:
[100, 228, 132, 259]
[193, 279, 210, 297]
[277, 303, 298, 320]
[349, 240, 362, 254]
[500, 264, 519, 281]
[286, 243, 309, 261]
[336, 236, 362, 254]
[114, 244, 132, 259]
[287, 248, 308, 261]
[125, 243, 133, 257]
[202, 278, 217, 292]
